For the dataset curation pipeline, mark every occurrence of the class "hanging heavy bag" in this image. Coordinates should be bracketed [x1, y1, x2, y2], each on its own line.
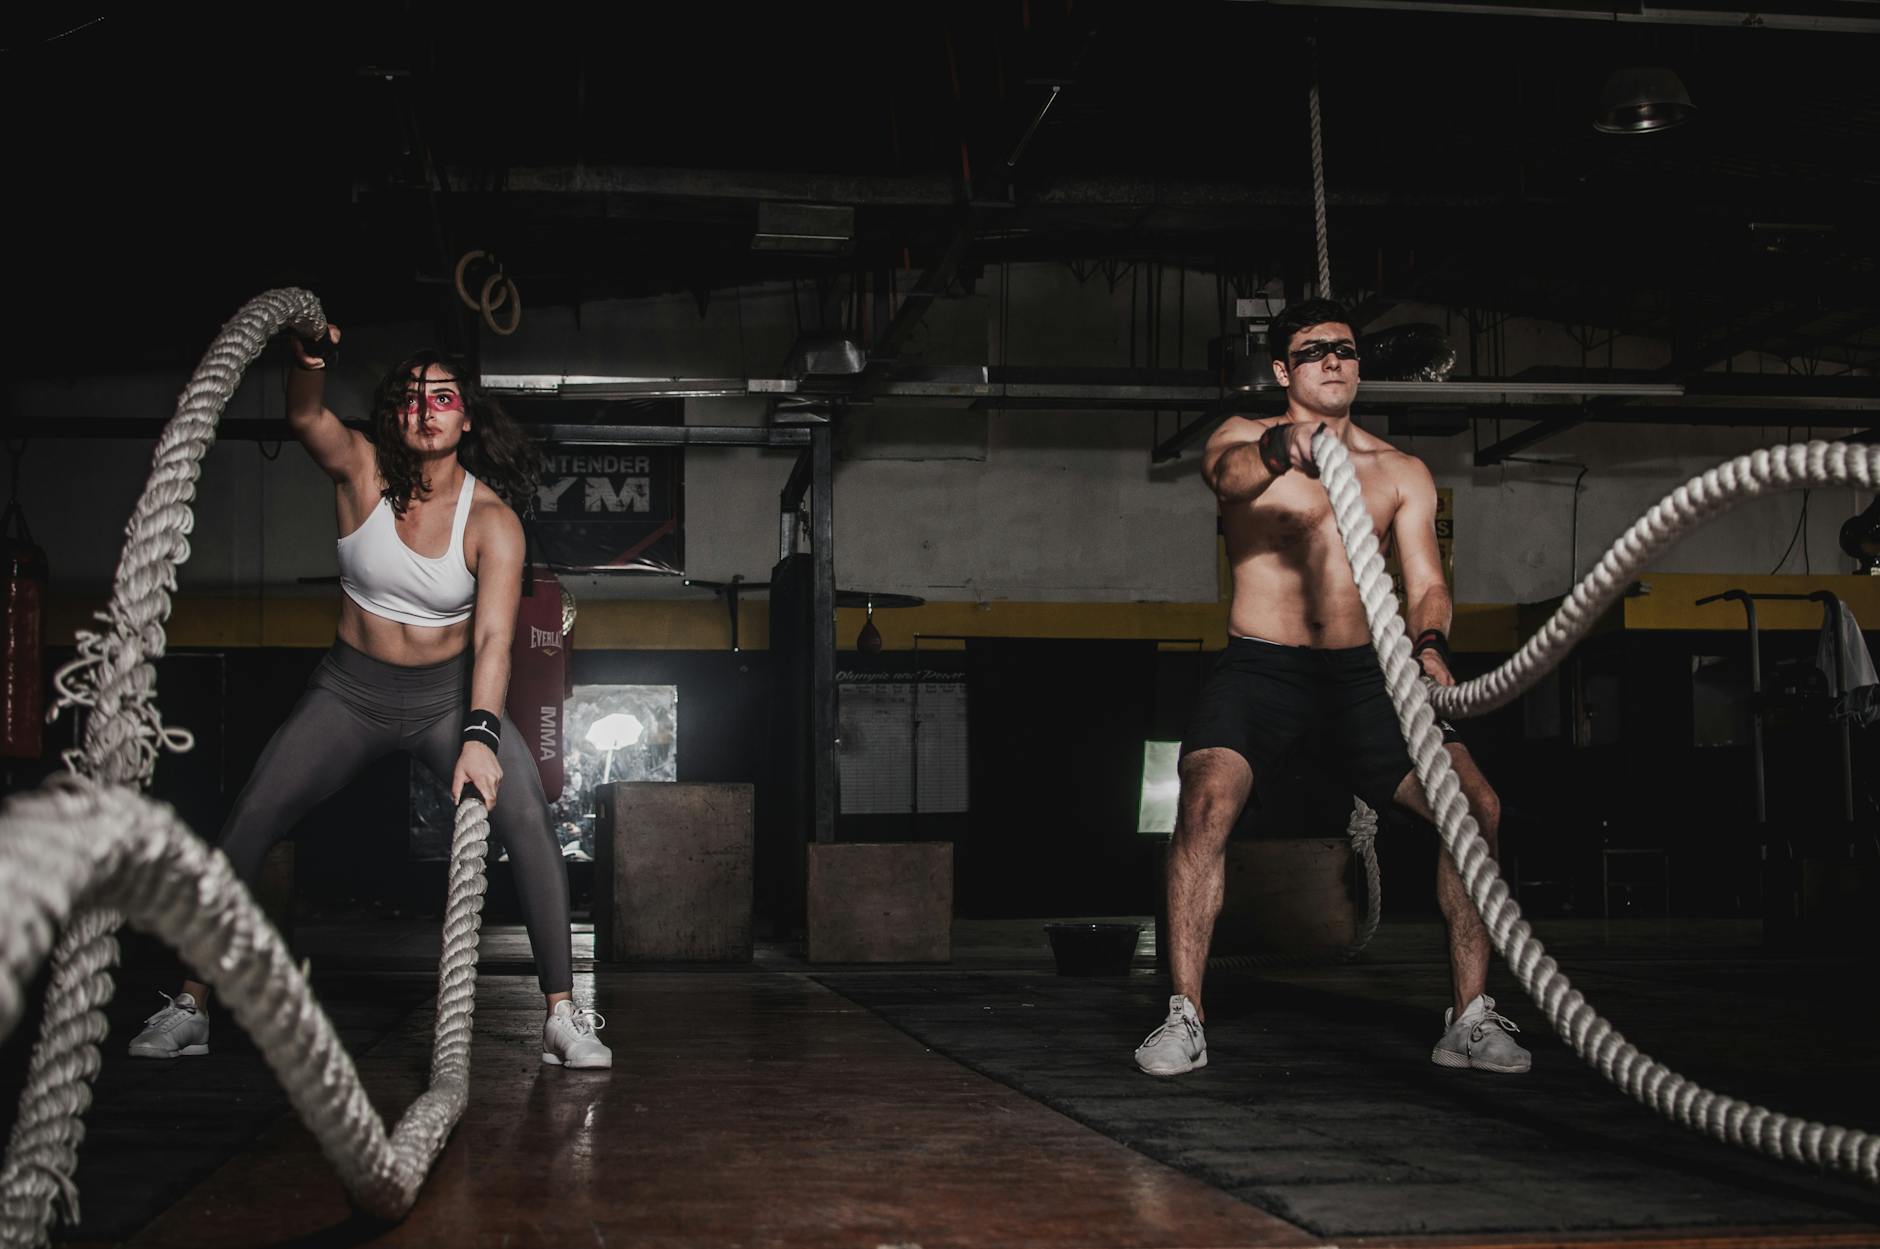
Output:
[1, 499, 47, 759]
[509, 554, 568, 803]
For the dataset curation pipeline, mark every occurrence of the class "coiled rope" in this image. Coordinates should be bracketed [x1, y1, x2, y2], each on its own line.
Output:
[0, 288, 493, 1247]
[1314, 428, 1879, 1184]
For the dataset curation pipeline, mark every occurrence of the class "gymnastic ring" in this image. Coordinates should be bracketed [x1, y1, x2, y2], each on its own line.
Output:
[481, 272, 521, 336]
[456, 251, 511, 315]
[453, 249, 489, 312]
[482, 267, 510, 315]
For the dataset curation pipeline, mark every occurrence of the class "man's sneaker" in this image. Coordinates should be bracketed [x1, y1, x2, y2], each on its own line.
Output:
[1134, 994, 1207, 1076]
[127, 991, 210, 1059]
[1431, 993, 1530, 1073]
[542, 1001, 612, 1069]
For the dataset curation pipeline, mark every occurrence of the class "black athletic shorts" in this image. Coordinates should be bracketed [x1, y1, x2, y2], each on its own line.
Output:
[1181, 636, 1461, 812]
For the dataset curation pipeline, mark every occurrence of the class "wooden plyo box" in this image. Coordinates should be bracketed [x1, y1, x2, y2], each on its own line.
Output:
[595, 782, 754, 962]
[1155, 838, 1359, 965]
[807, 842, 953, 964]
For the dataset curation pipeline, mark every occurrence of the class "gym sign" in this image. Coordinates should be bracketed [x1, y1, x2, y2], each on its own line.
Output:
[529, 441, 684, 573]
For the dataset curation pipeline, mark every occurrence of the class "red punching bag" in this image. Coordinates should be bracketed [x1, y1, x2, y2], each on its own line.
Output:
[510, 567, 568, 801]
[1, 500, 47, 759]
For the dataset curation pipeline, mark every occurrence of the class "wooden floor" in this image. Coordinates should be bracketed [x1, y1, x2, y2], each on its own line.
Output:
[12, 918, 1877, 1249]
[125, 972, 1316, 1249]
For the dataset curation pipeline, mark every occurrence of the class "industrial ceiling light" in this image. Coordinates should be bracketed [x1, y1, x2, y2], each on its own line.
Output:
[1593, 67, 1697, 134]
[752, 202, 856, 254]
[1216, 295, 1283, 393]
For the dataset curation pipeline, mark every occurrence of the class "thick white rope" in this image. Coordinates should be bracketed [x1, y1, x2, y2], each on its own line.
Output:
[0, 779, 492, 1237]
[1, 288, 493, 1246]
[5, 293, 335, 1247]
[51, 288, 327, 787]
[1306, 45, 1374, 956]
[1346, 797, 1381, 950]
[1301, 26, 1405, 962]
[1427, 441, 1876, 723]
[1206, 798, 1379, 970]
[1314, 427, 1880, 1185]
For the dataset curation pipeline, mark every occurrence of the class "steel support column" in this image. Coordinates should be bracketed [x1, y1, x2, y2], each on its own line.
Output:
[809, 424, 837, 845]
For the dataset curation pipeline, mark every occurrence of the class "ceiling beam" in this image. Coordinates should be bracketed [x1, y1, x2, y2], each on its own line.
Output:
[1151, 398, 1267, 463]
[11, 419, 812, 449]
[19, 404, 1870, 450]
[1664, 302, 1829, 378]
[481, 370, 1706, 410]
[467, 166, 1503, 211]
[1239, 0, 1880, 34]
[1474, 415, 1588, 466]
[868, 225, 972, 365]
[477, 166, 961, 206]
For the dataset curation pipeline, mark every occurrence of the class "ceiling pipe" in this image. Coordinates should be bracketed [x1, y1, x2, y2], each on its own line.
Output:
[466, 165, 1505, 210]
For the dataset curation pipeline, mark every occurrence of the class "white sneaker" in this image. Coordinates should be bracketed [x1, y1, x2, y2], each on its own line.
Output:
[542, 1001, 612, 1069]
[1134, 994, 1207, 1076]
[1431, 993, 1531, 1073]
[127, 991, 210, 1059]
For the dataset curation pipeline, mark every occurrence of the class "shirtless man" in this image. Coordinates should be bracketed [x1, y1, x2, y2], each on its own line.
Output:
[1133, 298, 1528, 1078]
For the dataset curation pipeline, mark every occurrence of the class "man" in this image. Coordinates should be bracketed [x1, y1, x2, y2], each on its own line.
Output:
[1134, 298, 1528, 1078]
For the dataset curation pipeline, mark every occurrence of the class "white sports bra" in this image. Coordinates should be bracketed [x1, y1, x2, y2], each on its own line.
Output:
[336, 472, 479, 627]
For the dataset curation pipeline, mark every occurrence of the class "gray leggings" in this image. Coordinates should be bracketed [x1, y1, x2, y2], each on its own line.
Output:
[219, 640, 573, 993]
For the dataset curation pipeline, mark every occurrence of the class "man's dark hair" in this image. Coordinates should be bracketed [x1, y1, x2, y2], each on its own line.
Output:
[1266, 298, 1355, 363]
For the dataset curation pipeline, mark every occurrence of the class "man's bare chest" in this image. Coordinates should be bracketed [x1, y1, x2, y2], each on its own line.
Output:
[1236, 472, 1393, 549]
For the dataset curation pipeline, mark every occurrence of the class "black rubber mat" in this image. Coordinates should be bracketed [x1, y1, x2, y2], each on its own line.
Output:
[816, 944, 1880, 1239]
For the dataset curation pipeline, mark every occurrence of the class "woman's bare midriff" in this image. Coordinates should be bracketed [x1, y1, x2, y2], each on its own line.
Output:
[337, 595, 470, 667]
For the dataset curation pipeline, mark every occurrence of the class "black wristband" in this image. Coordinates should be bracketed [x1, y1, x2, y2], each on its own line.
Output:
[1411, 629, 1452, 667]
[1258, 424, 1292, 477]
[293, 335, 336, 370]
[462, 709, 501, 749]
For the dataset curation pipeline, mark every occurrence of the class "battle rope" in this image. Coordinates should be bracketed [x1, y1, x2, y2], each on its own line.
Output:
[0, 288, 494, 1247]
[51, 287, 330, 785]
[1205, 798, 1380, 969]
[1315, 428, 1879, 1184]
[1427, 441, 1876, 725]
[0, 780, 491, 1230]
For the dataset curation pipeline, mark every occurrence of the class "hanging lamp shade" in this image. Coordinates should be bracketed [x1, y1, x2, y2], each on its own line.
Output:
[1594, 67, 1697, 134]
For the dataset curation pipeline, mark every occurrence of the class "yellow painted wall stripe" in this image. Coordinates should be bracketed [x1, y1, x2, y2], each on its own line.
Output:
[1620, 572, 1880, 633]
[47, 573, 1870, 653]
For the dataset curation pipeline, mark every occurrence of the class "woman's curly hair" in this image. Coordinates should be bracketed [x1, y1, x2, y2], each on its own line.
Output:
[368, 350, 541, 516]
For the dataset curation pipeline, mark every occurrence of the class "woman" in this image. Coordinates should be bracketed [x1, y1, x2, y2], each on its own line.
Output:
[128, 325, 610, 1070]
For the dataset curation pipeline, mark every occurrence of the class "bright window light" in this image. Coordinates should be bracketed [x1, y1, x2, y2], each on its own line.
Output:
[586, 712, 645, 752]
[1138, 740, 1181, 835]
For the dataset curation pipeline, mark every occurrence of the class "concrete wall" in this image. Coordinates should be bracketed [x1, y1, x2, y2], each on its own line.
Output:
[9, 266, 1870, 609]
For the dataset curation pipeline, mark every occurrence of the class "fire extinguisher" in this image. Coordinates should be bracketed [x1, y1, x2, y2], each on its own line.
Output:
[2, 493, 47, 760]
